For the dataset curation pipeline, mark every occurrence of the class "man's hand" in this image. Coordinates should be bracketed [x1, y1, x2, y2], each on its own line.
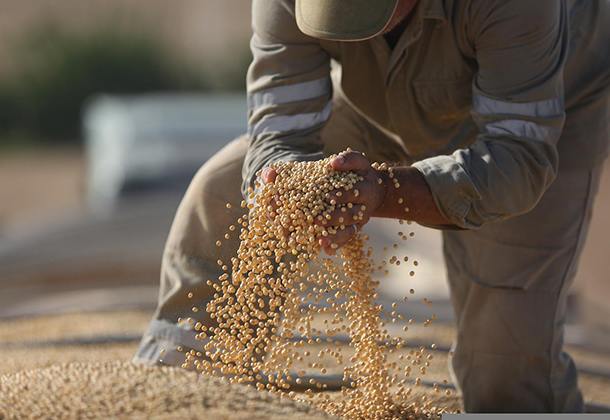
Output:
[261, 167, 281, 225]
[315, 151, 386, 255]
[259, 150, 451, 255]
[261, 167, 277, 185]
[260, 153, 386, 255]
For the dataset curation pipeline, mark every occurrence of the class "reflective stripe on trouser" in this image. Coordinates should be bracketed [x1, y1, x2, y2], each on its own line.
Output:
[443, 166, 604, 413]
[133, 94, 406, 367]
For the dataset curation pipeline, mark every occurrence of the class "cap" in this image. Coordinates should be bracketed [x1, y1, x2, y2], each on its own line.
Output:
[295, 0, 400, 41]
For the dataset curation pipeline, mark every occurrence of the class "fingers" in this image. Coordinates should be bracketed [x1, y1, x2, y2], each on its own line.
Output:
[270, 194, 280, 211]
[327, 180, 375, 205]
[261, 167, 281, 224]
[314, 204, 367, 227]
[261, 167, 277, 184]
[319, 224, 359, 255]
[314, 202, 368, 255]
[330, 151, 370, 173]
[261, 167, 282, 230]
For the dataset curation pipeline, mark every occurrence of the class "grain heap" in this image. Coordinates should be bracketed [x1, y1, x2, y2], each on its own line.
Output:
[182, 153, 450, 420]
[0, 362, 339, 420]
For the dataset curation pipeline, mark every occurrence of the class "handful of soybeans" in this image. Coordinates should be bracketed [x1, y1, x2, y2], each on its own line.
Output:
[183, 154, 448, 420]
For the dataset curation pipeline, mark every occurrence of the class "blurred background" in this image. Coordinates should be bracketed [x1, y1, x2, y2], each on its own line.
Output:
[1, 0, 609, 411]
[0, 0, 252, 310]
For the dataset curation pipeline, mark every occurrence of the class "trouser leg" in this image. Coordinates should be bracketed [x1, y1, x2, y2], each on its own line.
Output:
[134, 93, 405, 366]
[443, 167, 603, 412]
[133, 136, 248, 366]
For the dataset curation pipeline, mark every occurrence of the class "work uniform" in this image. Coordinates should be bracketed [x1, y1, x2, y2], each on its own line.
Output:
[134, 0, 610, 412]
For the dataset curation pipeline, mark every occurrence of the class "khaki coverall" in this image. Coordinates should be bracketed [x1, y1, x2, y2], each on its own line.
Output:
[134, 0, 610, 412]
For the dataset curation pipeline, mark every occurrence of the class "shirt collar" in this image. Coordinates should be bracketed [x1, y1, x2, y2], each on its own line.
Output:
[368, 0, 447, 62]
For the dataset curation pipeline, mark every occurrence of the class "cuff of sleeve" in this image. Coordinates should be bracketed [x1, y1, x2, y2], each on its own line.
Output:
[412, 156, 482, 229]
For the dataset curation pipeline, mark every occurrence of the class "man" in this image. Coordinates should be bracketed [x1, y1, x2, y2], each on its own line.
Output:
[134, 0, 610, 412]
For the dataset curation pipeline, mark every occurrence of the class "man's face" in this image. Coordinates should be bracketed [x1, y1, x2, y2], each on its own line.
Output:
[382, 0, 419, 34]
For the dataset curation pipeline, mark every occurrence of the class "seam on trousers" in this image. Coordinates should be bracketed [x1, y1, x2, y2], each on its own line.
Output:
[547, 170, 593, 411]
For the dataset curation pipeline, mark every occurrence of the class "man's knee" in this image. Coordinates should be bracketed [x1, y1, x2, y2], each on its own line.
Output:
[451, 347, 548, 412]
[185, 136, 248, 211]
[452, 345, 582, 413]
[449, 283, 583, 413]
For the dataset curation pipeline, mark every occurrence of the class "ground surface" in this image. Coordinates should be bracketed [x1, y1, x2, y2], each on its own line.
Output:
[0, 311, 459, 419]
[1, 150, 610, 417]
[0, 362, 341, 420]
[1, 310, 610, 418]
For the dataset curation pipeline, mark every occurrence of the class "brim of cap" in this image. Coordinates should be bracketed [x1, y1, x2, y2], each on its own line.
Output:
[296, 0, 399, 41]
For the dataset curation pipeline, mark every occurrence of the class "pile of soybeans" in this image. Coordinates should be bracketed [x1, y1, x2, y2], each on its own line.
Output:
[0, 362, 340, 420]
[177, 153, 451, 420]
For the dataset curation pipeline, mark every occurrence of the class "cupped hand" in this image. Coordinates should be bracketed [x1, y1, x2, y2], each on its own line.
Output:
[260, 153, 388, 255]
[316, 151, 386, 255]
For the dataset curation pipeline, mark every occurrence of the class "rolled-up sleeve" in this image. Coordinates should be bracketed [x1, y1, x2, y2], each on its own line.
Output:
[242, 0, 332, 198]
[412, 0, 568, 229]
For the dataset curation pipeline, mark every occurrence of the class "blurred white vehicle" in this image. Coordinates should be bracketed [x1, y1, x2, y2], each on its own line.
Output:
[0, 93, 246, 317]
[84, 93, 247, 213]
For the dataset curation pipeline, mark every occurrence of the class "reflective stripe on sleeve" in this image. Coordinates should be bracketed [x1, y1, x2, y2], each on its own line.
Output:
[249, 100, 332, 138]
[482, 119, 562, 145]
[248, 76, 331, 110]
[473, 93, 564, 119]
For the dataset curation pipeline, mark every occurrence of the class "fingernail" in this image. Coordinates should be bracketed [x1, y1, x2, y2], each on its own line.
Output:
[333, 156, 346, 165]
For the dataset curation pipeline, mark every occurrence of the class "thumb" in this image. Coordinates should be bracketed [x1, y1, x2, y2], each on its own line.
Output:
[330, 151, 370, 172]
[261, 167, 277, 184]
